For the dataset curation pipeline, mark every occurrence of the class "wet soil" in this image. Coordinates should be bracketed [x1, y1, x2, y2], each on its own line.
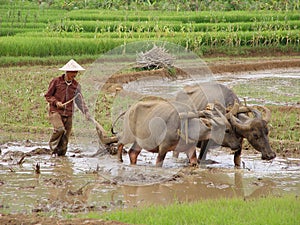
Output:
[207, 57, 300, 74]
[0, 215, 131, 225]
[102, 57, 300, 92]
[1, 56, 300, 225]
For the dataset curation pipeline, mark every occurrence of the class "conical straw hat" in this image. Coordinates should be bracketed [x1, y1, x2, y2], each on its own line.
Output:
[59, 59, 85, 71]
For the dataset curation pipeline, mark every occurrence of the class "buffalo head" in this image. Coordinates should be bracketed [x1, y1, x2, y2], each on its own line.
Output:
[229, 106, 276, 160]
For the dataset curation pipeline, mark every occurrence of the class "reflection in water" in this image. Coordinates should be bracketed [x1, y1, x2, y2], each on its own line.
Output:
[48, 157, 74, 203]
[48, 157, 92, 205]
[119, 170, 275, 208]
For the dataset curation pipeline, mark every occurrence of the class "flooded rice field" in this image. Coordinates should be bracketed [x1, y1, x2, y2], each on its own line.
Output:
[1, 68, 299, 215]
[124, 68, 300, 106]
[1, 140, 300, 215]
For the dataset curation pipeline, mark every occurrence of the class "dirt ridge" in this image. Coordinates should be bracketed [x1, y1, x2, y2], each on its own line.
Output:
[208, 58, 300, 74]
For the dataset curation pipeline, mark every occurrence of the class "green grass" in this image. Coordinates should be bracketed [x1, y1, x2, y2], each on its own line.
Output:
[268, 106, 300, 142]
[0, 55, 97, 67]
[43, 19, 300, 33]
[0, 66, 53, 127]
[232, 77, 300, 106]
[81, 195, 300, 225]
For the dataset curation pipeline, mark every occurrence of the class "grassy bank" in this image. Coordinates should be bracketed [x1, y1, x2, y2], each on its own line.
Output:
[83, 195, 299, 225]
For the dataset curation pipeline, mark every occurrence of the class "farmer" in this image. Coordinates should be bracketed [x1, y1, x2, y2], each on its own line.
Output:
[45, 59, 91, 156]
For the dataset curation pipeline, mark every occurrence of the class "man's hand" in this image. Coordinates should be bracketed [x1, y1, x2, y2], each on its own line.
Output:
[56, 101, 64, 109]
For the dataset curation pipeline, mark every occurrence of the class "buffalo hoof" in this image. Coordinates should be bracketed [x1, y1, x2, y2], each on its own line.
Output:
[198, 159, 218, 165]
[189, 162, 198, 167]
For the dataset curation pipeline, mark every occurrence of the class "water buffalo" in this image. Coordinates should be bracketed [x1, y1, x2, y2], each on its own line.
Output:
[116, 97, 228, 167]
[176, 82, 276, 167]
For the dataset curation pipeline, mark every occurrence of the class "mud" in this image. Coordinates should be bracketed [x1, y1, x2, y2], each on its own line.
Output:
[0, 214, 130, 225]
[0, 140, 300, 215]
[208, 57, 300, 74]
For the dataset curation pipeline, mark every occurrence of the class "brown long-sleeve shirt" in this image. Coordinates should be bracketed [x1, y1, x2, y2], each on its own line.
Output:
[45, 74, 89, 117]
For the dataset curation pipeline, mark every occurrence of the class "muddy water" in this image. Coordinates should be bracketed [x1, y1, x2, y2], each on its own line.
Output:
[1, 141, 300, 214]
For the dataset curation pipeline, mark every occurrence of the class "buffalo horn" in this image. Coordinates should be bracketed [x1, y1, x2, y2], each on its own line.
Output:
[225, 101, 240, 119]
[230, 101, 240, 115]
[229, 113, 251, 131]
[237, 106, 252, 114]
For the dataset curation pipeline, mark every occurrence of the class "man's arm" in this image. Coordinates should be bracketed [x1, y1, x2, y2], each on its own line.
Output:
[74, 86, 91, 120]
[44, 79, 58, 106]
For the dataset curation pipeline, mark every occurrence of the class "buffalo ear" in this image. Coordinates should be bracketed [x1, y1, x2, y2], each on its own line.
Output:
[252, 105, 271, 123]
[251, 109, 262, 119]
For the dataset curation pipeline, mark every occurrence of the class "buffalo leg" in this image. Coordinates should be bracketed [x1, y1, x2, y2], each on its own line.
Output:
[128, 142, 142, 165]
[234, 139, 243, 168]
[234, 148, 242, 168]
[197, 140, 209, 163]
[156, 144, 169, 167]
[156, 152, 167, 167]
[172, 151, 179, 158]
[187, 147, 197, 166]
[172, 151, 191, 164]
[117, 143, 124, 163]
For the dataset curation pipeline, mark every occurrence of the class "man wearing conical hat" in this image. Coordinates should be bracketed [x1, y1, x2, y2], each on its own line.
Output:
[45, 59, 91, 156]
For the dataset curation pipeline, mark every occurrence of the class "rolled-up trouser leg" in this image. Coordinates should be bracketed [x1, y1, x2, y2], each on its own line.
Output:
[57, 115, 73, 156]
[49, 112, 66, 154]
[49, 127, 66, 154]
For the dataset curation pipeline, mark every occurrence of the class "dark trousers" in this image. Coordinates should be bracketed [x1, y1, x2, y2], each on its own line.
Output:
[48, 112, 72, 156]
